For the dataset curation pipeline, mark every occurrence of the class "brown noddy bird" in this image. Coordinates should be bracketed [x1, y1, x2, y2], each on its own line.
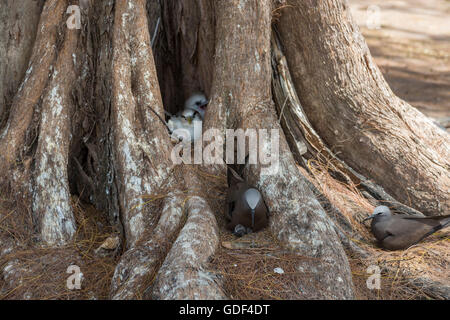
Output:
[226, 167, 269, 237]
[364, 205, 450, 250]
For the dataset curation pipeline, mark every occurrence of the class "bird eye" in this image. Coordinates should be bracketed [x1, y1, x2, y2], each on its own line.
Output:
[196, 101, 201, 106]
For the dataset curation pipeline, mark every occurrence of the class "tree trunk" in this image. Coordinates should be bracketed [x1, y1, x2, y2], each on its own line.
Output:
[0, 0, 44, 123]
[274, 0, 449, 216]
[205, 0, 353, 299]
[0, 0, 447, 299]
[0, 0, 79, 245]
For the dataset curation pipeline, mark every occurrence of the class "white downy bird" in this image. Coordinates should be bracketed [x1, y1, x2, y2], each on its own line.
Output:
[183, 92, 209, 119]
[167, 93, 209, 143]
[167, 109, 203, 143]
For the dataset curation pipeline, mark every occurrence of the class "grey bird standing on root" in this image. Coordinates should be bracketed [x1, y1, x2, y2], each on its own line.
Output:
[363, 205, 450, 250]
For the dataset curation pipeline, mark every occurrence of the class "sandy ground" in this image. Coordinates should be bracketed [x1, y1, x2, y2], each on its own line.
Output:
[349, 0, 450, 120]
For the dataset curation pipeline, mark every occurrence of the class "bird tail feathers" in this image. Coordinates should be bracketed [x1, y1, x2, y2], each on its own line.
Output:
[413, 218, 450, 246]
[227, 166, 244, 182]
[441, 216, 450, 228]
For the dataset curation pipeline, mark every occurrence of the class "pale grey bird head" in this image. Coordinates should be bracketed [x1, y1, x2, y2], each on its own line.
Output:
[184, 93, 209, 118]
[364, 205, 392, 222]
[244, 188, 261, 210]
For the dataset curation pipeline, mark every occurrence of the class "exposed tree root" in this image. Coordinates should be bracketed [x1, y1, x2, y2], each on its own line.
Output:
[0, 0, 447, 301]
[299, 162, 449, 300]
[32, 15, 80, 246]
[0, 197, 118, 300]
[0, 0, 67, 176]
[205, 0, 354, 299]
[274, 0, 450, 216]
[271, 29, 425, 218]
[271, 32, 448, 297]
[151, 170, 226, 300]
[109, 0, 225, 299]
[110, 0, 172, 247]
[110, 189, 186, 299]
[0, 0, 44, 123]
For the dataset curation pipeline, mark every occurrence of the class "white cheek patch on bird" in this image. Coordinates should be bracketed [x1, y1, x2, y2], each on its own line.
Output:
[244, 188, 262, 232]
[226, 167, 269, 237]
[244, 188, 262, 210]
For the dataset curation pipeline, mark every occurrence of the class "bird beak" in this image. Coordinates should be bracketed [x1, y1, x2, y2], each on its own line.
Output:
[363, 214, 376, 222]
[187, 117, 193, 124]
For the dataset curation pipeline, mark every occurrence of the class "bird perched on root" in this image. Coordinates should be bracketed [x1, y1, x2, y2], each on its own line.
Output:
[166, 92, 209, 143]
[363, 205, 450, 250]
[226, 167, 269, 237]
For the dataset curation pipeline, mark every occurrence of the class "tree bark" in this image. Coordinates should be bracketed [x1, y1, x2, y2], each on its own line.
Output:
[108, 0, 225, 299]
[0, 0, 447, 300]
[32, 12, 79, 245]
[275, 0, 449, 216]
[0, 0, 81, 246]
[0, 0, 67, 176]
[204, 0, 354, 299]
[110, 0, 172, 247]
[0, 0, 44, 123]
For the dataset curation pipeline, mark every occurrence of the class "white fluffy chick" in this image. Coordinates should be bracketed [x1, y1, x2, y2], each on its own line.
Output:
[167, 93, 208, 143]
[167, 109, 203, 143]
[184, 93, 209, 119]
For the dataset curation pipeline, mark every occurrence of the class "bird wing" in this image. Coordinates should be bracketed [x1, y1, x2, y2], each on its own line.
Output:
[226, 182, 248, 202]
[399, 214, 450, 242]
[226, 186, 239, 203]
[167, 116, 187, 132]
[378, 230, 394, 241]
[401, 214, 450, 224]
[227, 167, 244, 184]
[389, 217, 437, 236]
[376, 216, 441, 249]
